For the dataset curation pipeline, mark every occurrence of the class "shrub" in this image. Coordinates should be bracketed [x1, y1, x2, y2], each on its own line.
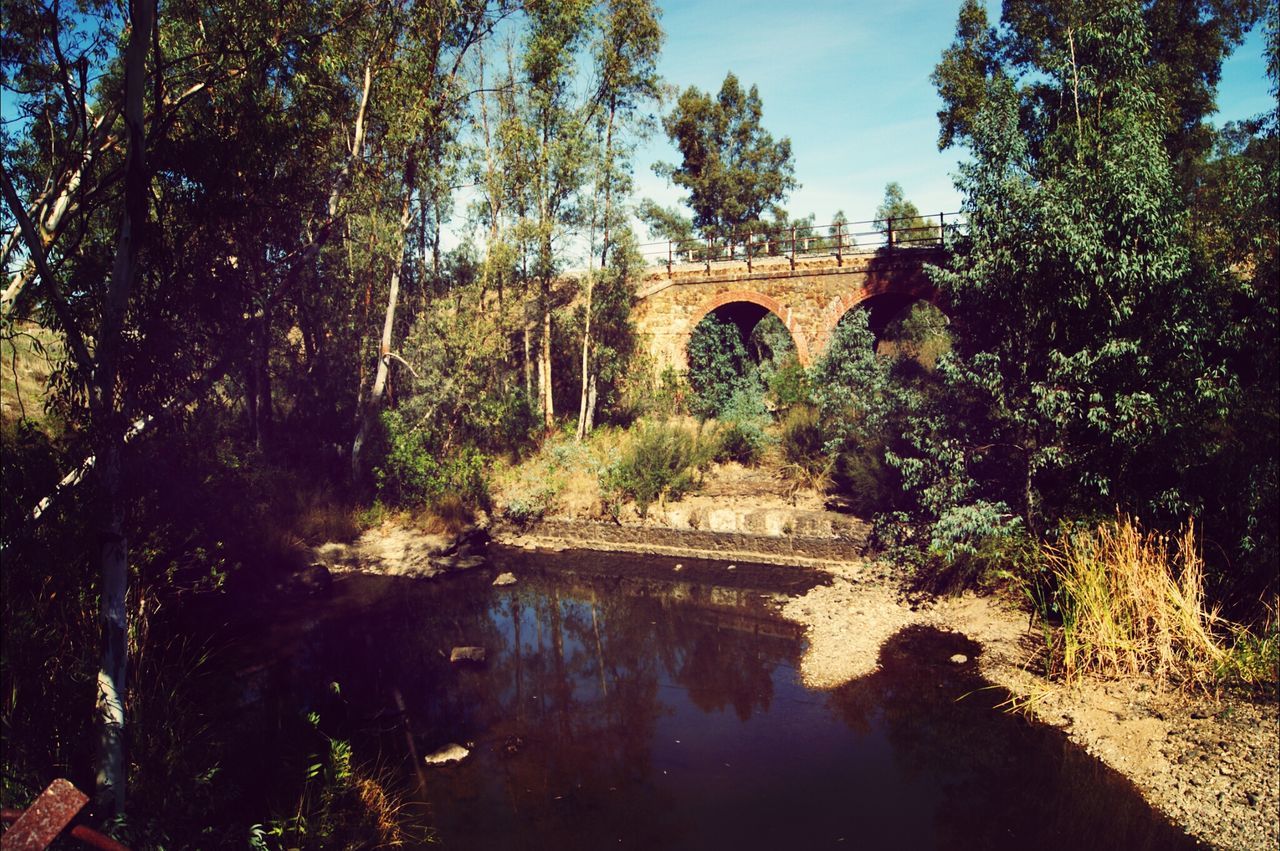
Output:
[372, 411, 489, 510]
[778, 404, 831, 492]
[767, 354, 810, 411]
[687, 314, 754, 419]
[710, 388, 773, 466]
[603, 421, 709, 516]
[474, 388, 539, 458]
[1218, 604, 1279, 697]
[831, 439, 901, 516]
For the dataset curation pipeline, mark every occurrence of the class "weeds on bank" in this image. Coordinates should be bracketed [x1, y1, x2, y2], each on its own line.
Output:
[1043, 517, 1234, 691]
[603, 420, 715, 517]
[250, 711, 425, 850]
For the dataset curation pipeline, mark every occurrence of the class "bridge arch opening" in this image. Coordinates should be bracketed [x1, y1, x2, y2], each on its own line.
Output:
[685, 293, 809, 415]
[687, 292, 811, 365]
[824, 294, 952, 370]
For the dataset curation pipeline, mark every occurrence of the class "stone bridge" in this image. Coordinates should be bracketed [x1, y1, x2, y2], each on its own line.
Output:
[631, 246, 946, 372]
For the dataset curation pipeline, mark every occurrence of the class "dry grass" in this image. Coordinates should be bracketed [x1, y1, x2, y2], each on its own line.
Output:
[412, 493, 474, 534]
[293, 491, 363, 544]
[1046, 517, 1228, 690]
[0, 321, 63, 425]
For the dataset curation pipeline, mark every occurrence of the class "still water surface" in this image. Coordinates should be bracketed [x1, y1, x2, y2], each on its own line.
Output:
[225, 548, 1196, 850]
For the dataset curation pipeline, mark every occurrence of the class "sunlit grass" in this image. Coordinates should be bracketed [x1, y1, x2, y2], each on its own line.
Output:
[1045, 517, 1234, 691]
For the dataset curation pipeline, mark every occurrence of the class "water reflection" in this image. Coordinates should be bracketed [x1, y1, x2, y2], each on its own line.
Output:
[223, 551, 1195, 850]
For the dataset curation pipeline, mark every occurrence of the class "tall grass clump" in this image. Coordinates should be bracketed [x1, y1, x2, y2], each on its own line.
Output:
[709, 388, 773, 466]
[1045, 517, 1227, 689]
[779, 404, 831, 493]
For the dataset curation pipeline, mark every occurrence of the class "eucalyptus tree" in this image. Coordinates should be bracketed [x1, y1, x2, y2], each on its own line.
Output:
[655, 72, 796, 242]
[932, 0, 1265, 195]
[499, 0, 595, 430]
[349, 0, 505, 483]
[874, 182, 935, 247]
[575, 0, 662, 439]
[1, 0, 384, 813]
[904, 4, 1234, 555]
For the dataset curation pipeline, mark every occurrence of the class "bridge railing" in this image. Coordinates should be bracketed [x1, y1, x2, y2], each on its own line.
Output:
[636, 212, 967, 274]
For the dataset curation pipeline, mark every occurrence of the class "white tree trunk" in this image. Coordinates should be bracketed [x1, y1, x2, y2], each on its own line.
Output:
[94, 0, 155, 814]
[352, 169, 413, 482]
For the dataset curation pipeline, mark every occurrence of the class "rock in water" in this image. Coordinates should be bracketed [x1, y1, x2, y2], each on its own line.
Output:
[433, 554, 486, 571]
[950, 654, 969, 664]
[492, 572, 517, 587]
[451, 646, 486, 664]
[424, 743, 469, 765]
[276, 563, 333, 598]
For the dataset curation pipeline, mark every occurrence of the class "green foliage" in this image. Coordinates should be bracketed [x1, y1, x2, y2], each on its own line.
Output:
[372, 410, 489, 510]
[656, 72, 797, 240]
[930, 0, 1000, 152]
[1218, 613, 1280, 698]
[897, 7, 1235, 557]
[875, 182, 938, 246]
[249, 711, 417, 849]
[710, 388, 774, 466]
[780, 404, 825, 468]
[603, 421, 710, 516]
[686, 313, 756, 419]
[934, 0, 1265, 194]
[765, 355, 810, 411]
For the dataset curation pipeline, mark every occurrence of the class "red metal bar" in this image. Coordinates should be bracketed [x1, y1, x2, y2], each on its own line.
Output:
[1, 783, 131, 851]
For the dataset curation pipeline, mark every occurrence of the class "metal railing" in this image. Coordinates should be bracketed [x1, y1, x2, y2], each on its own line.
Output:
[636, 212, 967, 274]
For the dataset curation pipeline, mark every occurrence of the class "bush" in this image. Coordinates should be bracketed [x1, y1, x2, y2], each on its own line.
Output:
[779, 404, 831, 491]
[372, 411, 489, 510]
[603, 421, 709, 516]
[710, 388, 773, 466]
[687, 314, 754, 419]
[831, 439, 901, 516]
[474, 388, 539, 458]
[766, 354, 810, 411]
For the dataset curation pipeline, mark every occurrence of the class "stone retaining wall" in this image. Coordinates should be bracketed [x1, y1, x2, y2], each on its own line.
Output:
[493, 516, 872, 568]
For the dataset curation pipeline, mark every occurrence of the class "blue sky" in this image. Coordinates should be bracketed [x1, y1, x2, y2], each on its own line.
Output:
[627, 0, 1276, 241]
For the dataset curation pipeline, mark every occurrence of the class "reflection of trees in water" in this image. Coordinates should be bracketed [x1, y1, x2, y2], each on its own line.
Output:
[236, 571, 805, 844]
[672, 622, 775, 721]
[827, 626, 1195, 851]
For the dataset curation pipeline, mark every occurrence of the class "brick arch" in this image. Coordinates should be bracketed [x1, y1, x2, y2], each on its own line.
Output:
[811, 279, 943, 358]
[688, 289, 813, 365]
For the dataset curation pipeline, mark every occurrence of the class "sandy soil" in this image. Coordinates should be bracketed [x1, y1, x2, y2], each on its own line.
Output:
[781, 564, 1280, 851]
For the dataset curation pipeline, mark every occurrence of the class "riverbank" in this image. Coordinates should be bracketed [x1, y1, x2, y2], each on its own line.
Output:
[778, 560, 1278, 851]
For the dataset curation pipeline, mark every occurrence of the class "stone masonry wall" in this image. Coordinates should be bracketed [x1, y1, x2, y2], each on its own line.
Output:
[632, 248, 942, 372]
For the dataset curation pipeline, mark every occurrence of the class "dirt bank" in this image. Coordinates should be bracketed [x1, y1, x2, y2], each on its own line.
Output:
[779, 566, 1278, 851]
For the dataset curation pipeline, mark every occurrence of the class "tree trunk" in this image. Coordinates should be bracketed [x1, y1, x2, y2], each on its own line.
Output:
[94, 0, 154, 815]
[352, 159, 415, 483]
[585, 372, 597, 434]
[575, 267, 594, 441]
[523, 311, 533, 401]
[257, 307, 274, 449]
[540, 293, 554, 429]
